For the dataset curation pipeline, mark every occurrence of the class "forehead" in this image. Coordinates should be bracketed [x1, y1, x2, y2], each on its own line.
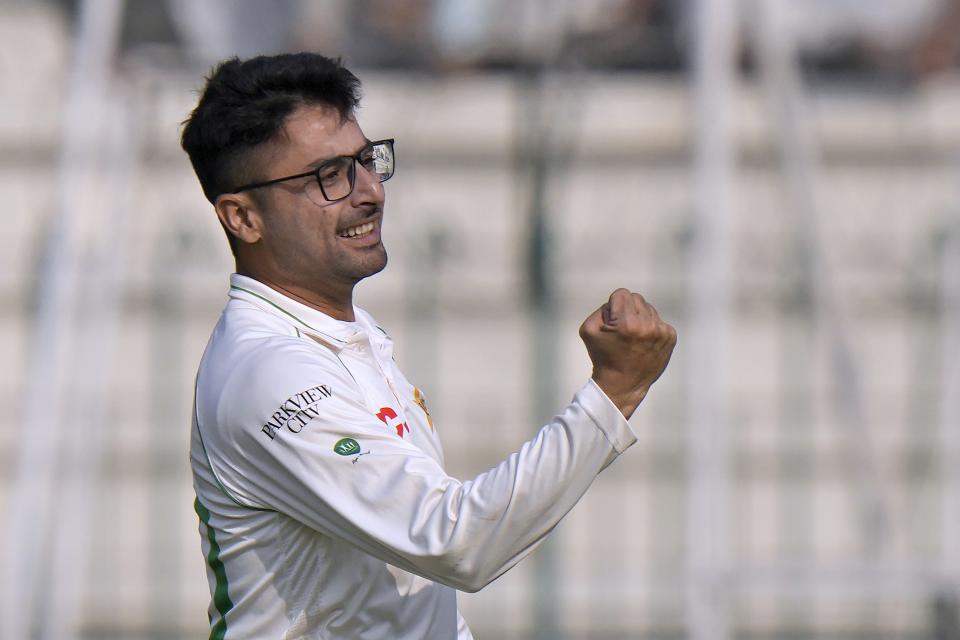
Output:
[272, 104, 366, 167]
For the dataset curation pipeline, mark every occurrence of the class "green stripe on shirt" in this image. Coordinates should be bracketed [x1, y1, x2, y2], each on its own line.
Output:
[194, 497, 233, 640]
[230, 285, 316, 331]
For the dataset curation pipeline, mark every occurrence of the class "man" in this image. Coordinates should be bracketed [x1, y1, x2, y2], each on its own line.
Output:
[181, 52, 676, 639]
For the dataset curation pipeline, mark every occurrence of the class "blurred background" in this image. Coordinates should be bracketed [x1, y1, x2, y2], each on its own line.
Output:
[3, 0, 960, 638]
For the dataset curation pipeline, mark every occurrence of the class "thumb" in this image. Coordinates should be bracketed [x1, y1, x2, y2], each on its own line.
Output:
[605, 288, 632, 326]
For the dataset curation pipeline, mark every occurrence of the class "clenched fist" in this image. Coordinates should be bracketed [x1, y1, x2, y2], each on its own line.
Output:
[579, 288, 677, 419]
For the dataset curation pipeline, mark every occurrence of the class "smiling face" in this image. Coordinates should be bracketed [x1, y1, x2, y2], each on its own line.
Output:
[215, 103, 388, 318]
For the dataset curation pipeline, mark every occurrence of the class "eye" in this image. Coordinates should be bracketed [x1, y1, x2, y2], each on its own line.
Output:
[319, 166, 342, 180]
[318, 158, 351, 185]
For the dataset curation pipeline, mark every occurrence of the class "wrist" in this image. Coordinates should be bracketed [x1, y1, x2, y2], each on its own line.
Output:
[590, 373, 648, 419]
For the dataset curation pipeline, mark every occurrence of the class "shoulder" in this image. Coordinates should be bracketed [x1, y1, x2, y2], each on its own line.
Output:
[200, 328, 353, 416]
[196, 300, 364, 436]
[202, 298, 346, 380]
[194, 328, 365, 504]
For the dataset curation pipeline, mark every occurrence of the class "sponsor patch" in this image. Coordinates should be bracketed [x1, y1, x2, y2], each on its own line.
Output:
[333, 438, 361, 456]
[261, 384, 333, 440]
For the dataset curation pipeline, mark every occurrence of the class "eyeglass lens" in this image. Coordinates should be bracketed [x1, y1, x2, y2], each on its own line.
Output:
[308, 140, 395, 204]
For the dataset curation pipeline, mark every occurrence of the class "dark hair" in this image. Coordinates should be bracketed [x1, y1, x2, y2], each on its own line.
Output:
[181, 53, 362, 204]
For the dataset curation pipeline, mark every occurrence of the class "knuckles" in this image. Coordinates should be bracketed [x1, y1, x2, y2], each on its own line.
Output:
[583, 290, 677, 349]
[619, 317, 678, 347]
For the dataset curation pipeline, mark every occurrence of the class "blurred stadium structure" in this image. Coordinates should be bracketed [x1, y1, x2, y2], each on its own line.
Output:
[3, 0, 960, 637]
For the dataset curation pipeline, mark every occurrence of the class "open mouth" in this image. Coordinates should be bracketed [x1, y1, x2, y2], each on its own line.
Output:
[338, 221, 375, 239]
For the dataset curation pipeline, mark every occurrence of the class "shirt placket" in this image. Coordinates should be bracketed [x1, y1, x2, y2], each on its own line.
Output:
[344, 331, 413, 439]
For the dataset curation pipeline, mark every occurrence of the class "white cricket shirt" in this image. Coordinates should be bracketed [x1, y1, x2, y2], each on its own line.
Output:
[191, 274, 637, 639]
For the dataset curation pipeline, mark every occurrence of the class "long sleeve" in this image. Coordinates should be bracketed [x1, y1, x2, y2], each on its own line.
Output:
[197, 336, 636, 593]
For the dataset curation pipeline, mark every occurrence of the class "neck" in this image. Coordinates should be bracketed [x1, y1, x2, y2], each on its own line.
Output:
[238, 266, 356, 322]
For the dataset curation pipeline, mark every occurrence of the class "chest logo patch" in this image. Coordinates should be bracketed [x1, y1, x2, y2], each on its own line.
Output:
[413, 387, 434, 432]
[376, 406, 409, 438]
[333, 438, 361, 456]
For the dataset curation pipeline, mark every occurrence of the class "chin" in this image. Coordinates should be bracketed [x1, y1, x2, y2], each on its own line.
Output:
[357, 249, 388, 280]
[370, 252, 388, 276]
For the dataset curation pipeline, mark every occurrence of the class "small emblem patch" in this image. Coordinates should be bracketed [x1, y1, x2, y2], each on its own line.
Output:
[413, 387, 434, 432]
[333, 438, 361, 456]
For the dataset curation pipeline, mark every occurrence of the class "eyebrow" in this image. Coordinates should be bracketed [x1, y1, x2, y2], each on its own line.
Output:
[304, 138, 373, 171]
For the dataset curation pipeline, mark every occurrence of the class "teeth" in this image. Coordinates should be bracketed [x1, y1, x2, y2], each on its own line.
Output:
[340, 222, 374, 238]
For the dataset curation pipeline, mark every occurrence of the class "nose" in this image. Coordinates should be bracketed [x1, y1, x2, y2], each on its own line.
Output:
[349, 161, 385, 206]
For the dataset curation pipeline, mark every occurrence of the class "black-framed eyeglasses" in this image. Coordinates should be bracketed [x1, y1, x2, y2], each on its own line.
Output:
[229, 138, 395, 203]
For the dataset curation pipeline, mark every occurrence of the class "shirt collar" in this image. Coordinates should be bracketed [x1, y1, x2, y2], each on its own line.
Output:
[228, 273, 377, 351]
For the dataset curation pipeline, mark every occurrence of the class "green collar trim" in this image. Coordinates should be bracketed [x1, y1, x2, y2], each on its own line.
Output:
[230, 284, 349, 347]
[231, 285, 317, 331]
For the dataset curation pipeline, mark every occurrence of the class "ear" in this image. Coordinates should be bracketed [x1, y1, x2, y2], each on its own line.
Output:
[214, 193, 263, 246]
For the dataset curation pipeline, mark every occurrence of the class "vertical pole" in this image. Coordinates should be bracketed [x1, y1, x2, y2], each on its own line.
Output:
[764, 0, 816, 628]
[519, 64, 564, 640]
[45, 83, 140, 639]
[686, 0, 736, 639]
[939, 181, 960, 622]
[932, 592, 960, 640]
[406, 224, 447, 404]
[513, 1, 578, 633]
[755, 0, 891, 562]
[149, 227, 187, 638]
[0, 0, 122, 638]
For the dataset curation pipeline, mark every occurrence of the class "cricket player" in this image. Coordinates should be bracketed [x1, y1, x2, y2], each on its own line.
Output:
[181, 52, 676, 639]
